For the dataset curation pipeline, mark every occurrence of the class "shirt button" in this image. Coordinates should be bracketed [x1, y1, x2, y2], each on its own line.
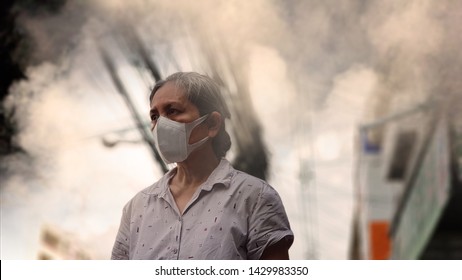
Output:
[173, 249, 178, 254]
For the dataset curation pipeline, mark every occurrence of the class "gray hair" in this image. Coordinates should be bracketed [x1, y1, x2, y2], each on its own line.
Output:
[150, 72, 232, 158]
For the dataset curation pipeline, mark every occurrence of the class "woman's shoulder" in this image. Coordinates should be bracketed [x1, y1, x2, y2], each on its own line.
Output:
[229, 168, 280, 197]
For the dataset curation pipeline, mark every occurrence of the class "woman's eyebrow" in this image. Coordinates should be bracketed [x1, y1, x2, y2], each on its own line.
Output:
[150, 101, 183, 114]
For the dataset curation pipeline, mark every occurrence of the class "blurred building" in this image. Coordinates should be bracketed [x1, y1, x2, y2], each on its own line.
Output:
[37, 224, 93, 260]
[350, 97, 462, 259]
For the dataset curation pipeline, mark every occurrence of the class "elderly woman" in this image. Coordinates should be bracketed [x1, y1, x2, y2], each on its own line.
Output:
[111, 72, 293, 260]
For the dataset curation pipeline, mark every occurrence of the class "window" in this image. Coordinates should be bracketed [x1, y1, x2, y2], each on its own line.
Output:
[387, 131, 417, 180]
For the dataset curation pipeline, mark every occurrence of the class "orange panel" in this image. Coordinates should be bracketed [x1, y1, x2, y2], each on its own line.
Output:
[369, 221, 391, 260]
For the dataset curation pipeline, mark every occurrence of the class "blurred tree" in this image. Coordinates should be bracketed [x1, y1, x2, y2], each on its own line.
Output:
[0, 0, 67, 157]
[1, 0, 26, 156]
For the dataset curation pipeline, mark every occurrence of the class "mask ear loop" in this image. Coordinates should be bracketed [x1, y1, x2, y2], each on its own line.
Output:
[186, 114, 210, 150]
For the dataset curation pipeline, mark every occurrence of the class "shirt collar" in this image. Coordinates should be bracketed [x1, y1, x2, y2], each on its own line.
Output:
[199, 158, 233, 192]
[146, 158, 233, 196]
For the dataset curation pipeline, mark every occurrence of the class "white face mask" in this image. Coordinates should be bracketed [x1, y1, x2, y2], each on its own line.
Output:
[152, 114, 210, 164]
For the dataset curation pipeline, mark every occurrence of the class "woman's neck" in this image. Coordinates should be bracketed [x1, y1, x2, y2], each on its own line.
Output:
[173, 147, 220, 189]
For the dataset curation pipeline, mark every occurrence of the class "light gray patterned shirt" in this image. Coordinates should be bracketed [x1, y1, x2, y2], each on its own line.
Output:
[111, 159, 293, 260]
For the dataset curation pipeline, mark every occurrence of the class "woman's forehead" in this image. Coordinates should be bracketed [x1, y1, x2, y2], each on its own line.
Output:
[151, 82, 186, 103]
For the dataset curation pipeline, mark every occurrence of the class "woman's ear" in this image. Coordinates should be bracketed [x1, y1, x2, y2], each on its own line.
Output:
[207, 111, 222, 138]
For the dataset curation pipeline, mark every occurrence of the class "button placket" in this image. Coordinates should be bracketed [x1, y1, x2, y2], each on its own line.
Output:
[173, 217, 183, 259]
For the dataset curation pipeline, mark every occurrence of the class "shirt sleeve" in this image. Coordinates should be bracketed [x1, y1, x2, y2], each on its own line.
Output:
[111, 203, 131, 260]
[246, 183, 294, 260]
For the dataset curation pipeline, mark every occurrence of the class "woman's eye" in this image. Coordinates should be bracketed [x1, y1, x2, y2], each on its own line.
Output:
[167, 108, 178, 115]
